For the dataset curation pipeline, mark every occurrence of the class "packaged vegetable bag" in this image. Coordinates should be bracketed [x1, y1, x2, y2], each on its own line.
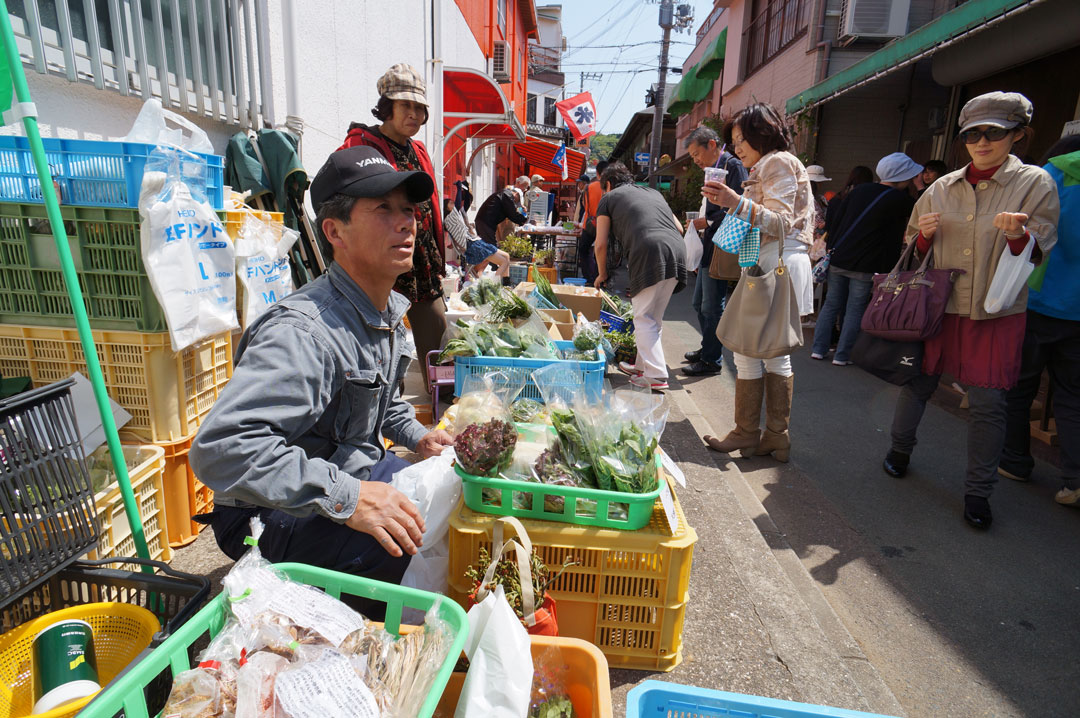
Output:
[140, 146, 238, 351]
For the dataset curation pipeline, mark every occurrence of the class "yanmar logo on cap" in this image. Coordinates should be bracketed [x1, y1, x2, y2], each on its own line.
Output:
[356, 157, 392, 169]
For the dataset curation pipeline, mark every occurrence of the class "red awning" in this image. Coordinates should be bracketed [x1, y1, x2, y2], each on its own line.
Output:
[443, 67, 526, 142]
[514, 139, 585, 182]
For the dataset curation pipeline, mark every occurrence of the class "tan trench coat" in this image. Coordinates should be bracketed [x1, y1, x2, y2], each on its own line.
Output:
[907, 154, 1059, 320]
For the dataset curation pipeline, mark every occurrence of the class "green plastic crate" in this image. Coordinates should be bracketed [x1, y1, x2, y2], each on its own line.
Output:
[79, 562, 470, 718]
[456, 450, 664, 530]
[0, 202, 167, 331]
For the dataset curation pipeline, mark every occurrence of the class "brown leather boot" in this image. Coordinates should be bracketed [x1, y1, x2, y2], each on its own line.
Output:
[756, 373, 793, 462]
[704, 378, 763, 458]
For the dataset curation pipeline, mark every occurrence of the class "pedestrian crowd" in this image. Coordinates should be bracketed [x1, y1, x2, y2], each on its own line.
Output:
[674, 91, 1076, 532]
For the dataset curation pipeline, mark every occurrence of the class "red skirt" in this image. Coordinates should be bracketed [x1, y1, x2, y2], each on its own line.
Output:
[922, 312, 1026, 390]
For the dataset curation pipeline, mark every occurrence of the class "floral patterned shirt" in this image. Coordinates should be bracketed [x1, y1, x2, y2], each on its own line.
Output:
[381, 132, 443, 303]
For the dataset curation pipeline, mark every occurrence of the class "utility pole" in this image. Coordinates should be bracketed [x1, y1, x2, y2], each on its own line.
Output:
[648, 1, 693, 188]
[580, 71, 602, 93]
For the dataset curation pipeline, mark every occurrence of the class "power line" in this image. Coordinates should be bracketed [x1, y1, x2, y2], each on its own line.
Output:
[567, 40, 694, 50]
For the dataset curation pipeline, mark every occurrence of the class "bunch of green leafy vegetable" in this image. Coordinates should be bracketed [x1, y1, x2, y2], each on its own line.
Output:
[550, 409, 596, 486]
[499, 233, 535, 260]
[533, 270, 562, 309]
[588, 420, 660, 494]
[511, 397, 546, 423]
[571, 322, 603, 351]
[461, 277, 503, 307]
[487, 289, 533, 323]
[438, 319, 558, 363]
[605, 328, 636, 350]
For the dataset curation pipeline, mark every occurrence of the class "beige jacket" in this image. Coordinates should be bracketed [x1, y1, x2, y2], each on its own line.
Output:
[734, 150, 815, 247]
[907, 155, 1059, 320]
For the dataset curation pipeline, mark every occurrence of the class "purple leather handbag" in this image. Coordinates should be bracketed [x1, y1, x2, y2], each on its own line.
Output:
[860, 240, 964, 342]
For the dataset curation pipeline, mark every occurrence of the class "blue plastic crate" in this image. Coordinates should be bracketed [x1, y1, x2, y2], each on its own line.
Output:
[0, 136, 225, 209]
[600, 309, 634, 333]
[508, 263, 529, 285]
[562, 277, 587, 286]
[453, 339, 605, 401]
[529, 288, 558, 310]
[627, 681, 899, 718]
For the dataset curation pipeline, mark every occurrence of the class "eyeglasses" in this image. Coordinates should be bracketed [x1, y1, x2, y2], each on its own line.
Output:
[959, 127, 1011, 144]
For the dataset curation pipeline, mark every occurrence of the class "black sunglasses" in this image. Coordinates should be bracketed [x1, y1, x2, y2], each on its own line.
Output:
[959, 127, 1012, 144]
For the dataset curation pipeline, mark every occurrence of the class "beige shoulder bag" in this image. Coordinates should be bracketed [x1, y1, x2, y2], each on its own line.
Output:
[715, 232, 803, 359]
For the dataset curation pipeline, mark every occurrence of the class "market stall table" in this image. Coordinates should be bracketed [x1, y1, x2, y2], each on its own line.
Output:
[520, 227, 582, 278]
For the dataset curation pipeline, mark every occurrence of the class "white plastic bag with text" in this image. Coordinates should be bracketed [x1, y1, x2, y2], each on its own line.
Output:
[140, 147, 238, 352]
[454, 586, 533, 718]
[235, 212, 299, 327]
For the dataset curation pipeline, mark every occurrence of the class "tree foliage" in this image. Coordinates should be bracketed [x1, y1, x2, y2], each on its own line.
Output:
[588, 133, 620, 161]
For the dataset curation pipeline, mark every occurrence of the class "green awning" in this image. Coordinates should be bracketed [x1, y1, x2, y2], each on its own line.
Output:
[696, 28, 727, 81]
[786, 0, 1036, 115]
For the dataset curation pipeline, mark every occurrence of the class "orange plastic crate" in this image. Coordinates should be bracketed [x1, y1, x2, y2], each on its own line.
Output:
[434, 635, 613, 717]
[0, 325, 233, 443]
[151, 434, 213, 548]
[447, 487, 696, 672]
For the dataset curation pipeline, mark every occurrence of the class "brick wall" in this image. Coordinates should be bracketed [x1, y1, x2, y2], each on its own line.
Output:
[724, 39, 819, 116]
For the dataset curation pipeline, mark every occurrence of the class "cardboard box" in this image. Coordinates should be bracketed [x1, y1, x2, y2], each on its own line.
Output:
[538, 308, 573, 324]
[552, 285, 603, 321]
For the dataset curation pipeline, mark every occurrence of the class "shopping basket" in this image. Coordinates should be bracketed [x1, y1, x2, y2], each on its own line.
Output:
[78, 562, 469, 718]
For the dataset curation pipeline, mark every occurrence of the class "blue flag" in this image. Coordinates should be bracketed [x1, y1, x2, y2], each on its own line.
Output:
[553, 143, 567, 180]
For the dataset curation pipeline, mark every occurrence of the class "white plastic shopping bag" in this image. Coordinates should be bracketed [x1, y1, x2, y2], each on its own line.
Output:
[140, 148, 239, 352]
[455, 585, 533, 718]
[123, 98, 215, 154]
[984, 235, 1036, 314]
[682, 221, 703, 270]
[234, 211, 300, 328]
[393, 450, 461, 602]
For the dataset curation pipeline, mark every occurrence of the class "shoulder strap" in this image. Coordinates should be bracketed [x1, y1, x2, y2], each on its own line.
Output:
[830, 186, 894, 253]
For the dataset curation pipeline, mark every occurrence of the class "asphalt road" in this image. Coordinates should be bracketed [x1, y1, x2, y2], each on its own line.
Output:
[659, 284, 1080, 717]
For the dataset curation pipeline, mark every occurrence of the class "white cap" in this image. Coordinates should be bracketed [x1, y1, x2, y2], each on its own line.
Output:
[876, 153, 923, 183]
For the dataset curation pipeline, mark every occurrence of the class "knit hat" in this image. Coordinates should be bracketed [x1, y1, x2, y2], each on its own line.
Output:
[376, 64, 427, 106]
[875, 153, 923, 183]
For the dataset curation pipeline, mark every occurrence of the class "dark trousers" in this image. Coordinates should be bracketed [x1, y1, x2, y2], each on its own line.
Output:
[691, 267, 728, 365]
[1001, 310, 1080, 489]
[890, 373, 1008, 498]
[578, 233, 598, 284]
[407, 297, 447, 392]
[202, 454, 412, 619]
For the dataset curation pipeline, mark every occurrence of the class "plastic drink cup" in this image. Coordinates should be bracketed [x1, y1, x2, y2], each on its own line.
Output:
[685, 211, 699, 221]
[703, 167, 728, 185]
[32, 619, 101, 713]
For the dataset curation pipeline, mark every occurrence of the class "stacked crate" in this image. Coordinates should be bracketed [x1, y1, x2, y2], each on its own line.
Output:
[0, 136, 231, 548]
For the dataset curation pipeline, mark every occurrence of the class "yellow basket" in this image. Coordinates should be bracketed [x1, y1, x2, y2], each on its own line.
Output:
[83, 445, 171, 564]
[0, 602, 160, 718]
[222, 208, 284, 240]
[447, 488, 697, 672]
[0, 324, 233, 443]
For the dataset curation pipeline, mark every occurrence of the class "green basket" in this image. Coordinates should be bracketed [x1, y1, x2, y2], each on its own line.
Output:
[78, 562, 470, 718]
[456, 452, 663, 531]
[0, 202, 168, 331]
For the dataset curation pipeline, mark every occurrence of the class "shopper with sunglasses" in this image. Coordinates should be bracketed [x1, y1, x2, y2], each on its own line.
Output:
[881, 92, 1059, 530]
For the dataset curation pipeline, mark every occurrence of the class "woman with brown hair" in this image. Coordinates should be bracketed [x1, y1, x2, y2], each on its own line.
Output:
[338, 64, 447, 381]
[700, 103, 815, 462]
[881, 92, 1059, 530]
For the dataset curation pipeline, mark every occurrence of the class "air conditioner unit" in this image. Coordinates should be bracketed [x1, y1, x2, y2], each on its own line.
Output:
[490, 40, 511, 82]
[838, 0, 910, 41]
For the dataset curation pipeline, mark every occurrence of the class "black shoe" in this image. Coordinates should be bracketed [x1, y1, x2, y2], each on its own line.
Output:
[882, 450, 910, 478]
[683, 360, 722, 376]
[683, 349, 701, 363]
[963, 495, 993, 530]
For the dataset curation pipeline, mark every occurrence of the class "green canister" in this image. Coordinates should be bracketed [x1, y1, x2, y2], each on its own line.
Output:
[31, 619, 101, 714]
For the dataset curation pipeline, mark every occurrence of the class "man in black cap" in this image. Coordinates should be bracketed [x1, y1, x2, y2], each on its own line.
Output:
[191, 146, 454, 600]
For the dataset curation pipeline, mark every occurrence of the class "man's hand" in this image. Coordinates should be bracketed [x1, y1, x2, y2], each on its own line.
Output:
[416, 429, 453, 458]
[917, 213, 941, 240]
[994, 211, 1028, 237]
[693, 217, 709, 231]
[594, 273, 608, 289]
[345, 482, 425, 557]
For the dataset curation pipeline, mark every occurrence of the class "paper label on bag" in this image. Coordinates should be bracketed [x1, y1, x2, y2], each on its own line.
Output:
[228, 573, 365, 646]
[659, 478, 679, 535]
[274, 652, 379, 718]
[658, 449, 686, 488]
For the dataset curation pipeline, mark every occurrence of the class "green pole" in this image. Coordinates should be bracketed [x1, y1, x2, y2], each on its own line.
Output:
[0, 2, 152, 564]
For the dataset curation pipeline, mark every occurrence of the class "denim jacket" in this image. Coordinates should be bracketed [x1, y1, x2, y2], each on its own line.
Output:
[190, 263, 427, 522]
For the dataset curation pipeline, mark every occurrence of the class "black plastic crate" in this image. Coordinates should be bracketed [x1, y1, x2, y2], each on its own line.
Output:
[2, 557, 211, 717]
[0, 378, 100, 601]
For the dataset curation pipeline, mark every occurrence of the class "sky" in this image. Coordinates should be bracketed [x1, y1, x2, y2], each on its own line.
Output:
[556, 0, 715, 136]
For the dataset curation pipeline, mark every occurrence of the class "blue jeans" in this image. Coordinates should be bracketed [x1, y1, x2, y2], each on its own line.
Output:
[812, 268, 873, 361]
[691, 267, 728, 365]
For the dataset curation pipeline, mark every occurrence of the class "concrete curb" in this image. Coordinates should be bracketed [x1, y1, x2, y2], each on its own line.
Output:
[664, 381, 907, 716]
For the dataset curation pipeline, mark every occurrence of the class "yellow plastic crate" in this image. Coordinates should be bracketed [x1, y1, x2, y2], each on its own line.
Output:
[222, 209, 284, 240]
[85, 444, 171, 564]
[0, 325, 233, 443]
[447, 481, 696, 672]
